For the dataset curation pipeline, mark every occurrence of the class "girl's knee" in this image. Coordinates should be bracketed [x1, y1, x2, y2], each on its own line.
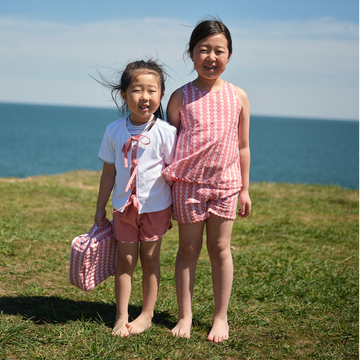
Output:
[139, 240, 161, 269]
[208, 242, 231, 262]
[117, 253, 137, 273]
[178, 242, 202, 261]
[140, 252, 160, 270]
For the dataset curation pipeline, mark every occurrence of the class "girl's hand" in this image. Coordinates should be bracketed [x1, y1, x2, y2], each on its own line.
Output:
[163, 172, 173, 187]
[238, 190, 251, 218]
[165, 179, 173, 186]
[94, 208, 107, 228]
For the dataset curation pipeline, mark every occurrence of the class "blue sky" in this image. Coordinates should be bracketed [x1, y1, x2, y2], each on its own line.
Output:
[0, 0, 358, 119]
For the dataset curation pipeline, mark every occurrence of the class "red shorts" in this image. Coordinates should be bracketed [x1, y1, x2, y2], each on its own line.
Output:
[172, 181, 239, 224]
[112, 204, 172, 244]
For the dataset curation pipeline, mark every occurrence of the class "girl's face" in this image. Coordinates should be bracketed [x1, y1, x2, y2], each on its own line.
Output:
[121, 72, 163, 125]
[191, 33, 231, 81]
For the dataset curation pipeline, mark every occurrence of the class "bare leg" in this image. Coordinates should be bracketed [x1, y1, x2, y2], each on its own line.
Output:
[205, 214, 234, 343]
[172, 221, 205, 338]
[113, 242, 138, 336]
[126, 239, 162, 334]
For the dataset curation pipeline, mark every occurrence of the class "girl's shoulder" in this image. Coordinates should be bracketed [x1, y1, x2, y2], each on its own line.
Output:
[224, 81, 243, 93]
[225, 81, 247, 97]
[104, 116, 127, 138]
[106, 116, 127, 130]
[233, 86, 250, 117]
[233, 85, 249, 109]
[171, 86, 184, 100]
[223, 81, 249, 113]
[168, 87, 184, 110]
[154, 117, 177, 135]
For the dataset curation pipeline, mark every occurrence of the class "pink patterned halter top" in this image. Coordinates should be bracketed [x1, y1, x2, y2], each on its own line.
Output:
[163, 81, 242, 190]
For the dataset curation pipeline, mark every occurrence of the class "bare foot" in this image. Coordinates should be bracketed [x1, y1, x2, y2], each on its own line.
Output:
[171, 318, 192, 338]
[206, 318, 229, 343]
[125, 314, 152, 335]
[112, 317, 129, 337]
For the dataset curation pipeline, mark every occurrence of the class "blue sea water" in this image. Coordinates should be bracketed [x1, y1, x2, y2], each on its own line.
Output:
[0, 102, 358, 189]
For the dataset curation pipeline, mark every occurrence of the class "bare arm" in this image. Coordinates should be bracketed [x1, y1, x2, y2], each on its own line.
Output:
[166, 87, 183, 133]
[236, 87, 251, 218]
[94, 162, 116, 227]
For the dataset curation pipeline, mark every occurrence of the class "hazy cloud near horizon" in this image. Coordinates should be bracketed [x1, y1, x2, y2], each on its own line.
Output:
[0, 16, 358, 120]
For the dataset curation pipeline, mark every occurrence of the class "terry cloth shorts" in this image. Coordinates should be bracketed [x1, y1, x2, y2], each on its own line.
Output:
[112, 203, 172, 244]
[172, 181, 240, 224]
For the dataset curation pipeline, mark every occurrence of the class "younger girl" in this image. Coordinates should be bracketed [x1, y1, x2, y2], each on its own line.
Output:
[163, 20, 251, 343]
[95, 60, 177, 336]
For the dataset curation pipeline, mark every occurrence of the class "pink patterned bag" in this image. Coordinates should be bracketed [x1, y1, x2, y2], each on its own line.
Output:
[68, 220, 118, 292]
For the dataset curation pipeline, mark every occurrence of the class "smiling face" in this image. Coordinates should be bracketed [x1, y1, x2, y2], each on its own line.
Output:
[121, 72, 163, 125]
[191, 33, 231, 82]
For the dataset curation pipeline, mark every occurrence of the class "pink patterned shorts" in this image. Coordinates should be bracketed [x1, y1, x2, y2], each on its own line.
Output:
[113, 203, 172, 243]
[172, 181, 239, 224]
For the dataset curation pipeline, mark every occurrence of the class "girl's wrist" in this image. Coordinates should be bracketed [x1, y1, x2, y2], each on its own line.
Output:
[96, 206, 106, 214]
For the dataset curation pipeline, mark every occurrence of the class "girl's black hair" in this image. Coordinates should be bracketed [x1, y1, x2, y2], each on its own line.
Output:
[186, 19, 233, 58]
[96, 59, 166, 119]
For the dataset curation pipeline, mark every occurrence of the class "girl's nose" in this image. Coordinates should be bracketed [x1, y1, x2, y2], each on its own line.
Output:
[207, 52, 216, 61]
[140, 92, 149, 100]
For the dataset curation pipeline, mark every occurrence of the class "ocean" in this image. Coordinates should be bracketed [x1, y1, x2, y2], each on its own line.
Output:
[0, 102, 358, 189]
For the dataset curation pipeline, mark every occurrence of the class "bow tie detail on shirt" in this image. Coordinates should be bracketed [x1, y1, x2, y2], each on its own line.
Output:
[122, 134, 151, 192]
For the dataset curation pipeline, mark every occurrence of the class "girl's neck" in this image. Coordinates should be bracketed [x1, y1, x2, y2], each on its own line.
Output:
[192, 77, 225, 92]
[128, 113, 154, 126]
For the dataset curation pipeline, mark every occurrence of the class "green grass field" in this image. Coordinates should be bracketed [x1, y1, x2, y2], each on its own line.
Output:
[0, 171, 358, 359]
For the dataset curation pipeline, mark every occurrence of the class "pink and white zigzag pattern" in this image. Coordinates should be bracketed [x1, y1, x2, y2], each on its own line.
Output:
[68, 221, 118, 292]
[163, 81, 242, 189]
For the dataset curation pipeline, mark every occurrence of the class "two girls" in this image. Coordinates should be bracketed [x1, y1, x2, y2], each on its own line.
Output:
[94, 18, 251, 343]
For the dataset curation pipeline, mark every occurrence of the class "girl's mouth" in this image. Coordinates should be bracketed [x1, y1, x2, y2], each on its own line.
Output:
[205, 66, 216, 71]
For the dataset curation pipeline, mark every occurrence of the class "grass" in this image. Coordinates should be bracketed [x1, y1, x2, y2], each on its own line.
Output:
[0, 170, 358, 359]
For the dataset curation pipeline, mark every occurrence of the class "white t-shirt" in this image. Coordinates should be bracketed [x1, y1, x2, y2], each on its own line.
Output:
[98, 116, 177, 213]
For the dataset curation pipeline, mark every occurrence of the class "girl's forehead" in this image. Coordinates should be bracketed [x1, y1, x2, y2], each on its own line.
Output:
[132, 70, 158, 79]
[197, 33, 228, 47]
[130, 71, 160, 84]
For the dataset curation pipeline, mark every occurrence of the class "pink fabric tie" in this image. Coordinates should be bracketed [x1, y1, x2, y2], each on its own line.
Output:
[112, 193, 141, 214]
[112, 134, 151, 215]
[122, 134, 151, 192]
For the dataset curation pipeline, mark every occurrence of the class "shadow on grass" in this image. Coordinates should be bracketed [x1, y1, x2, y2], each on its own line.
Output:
[0, 296, 177, 330]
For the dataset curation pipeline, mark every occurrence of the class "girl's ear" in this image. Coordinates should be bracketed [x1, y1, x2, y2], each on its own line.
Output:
[190, 51, 194, 62]
[121, 91, 127, 103]
[227, 53, 232, 63]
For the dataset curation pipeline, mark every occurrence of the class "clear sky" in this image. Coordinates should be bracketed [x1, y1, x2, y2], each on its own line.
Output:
[0, 0, 358, 119]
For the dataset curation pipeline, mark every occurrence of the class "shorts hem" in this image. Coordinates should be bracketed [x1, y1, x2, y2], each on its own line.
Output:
[208, 209, 236, 220]
[139, 237, 162, 242]
[115, 237, 159, 244]
[115, 225, 171, 243]
[140, 224, 172, 241]
[174, 210, 235, 225]
[116, 238, 137, 244]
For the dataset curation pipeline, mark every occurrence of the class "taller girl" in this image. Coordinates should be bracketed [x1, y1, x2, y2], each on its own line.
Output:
[163, 20, 251, 343]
